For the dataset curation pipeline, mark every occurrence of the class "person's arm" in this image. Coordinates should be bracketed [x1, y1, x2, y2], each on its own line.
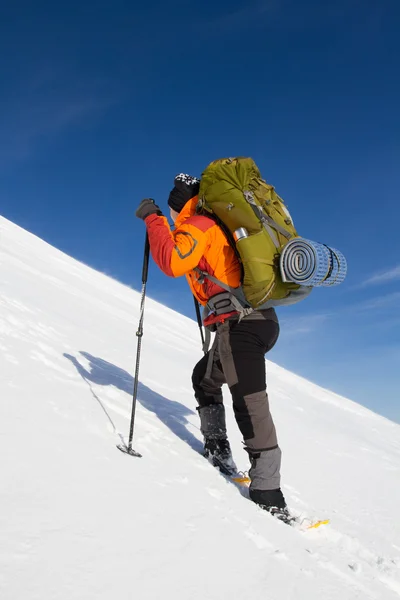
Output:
[144, 214, 207, 277]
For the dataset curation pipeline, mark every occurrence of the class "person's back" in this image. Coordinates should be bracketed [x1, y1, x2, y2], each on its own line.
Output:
[136, 173, 290, 522]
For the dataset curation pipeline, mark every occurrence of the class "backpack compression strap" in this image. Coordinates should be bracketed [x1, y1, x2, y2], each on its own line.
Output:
[244, 191, 292, 249]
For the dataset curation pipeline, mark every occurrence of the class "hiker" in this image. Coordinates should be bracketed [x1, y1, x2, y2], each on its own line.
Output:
[135, 173, 288, 519]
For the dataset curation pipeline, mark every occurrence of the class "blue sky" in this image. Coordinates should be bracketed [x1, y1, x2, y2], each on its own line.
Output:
[1, 0, 399, 422]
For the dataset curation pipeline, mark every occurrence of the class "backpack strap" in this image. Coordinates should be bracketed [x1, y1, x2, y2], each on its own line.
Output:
[194, 267, 241, 297]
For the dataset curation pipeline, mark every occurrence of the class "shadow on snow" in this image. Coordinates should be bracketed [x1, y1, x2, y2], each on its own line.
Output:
[63, 351, 203, 454]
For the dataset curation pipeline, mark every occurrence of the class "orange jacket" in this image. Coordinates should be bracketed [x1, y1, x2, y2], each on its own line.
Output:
[144, 196, 241, 310]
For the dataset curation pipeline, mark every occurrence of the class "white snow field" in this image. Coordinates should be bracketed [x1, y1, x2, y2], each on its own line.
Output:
[1, 215, 400, 600]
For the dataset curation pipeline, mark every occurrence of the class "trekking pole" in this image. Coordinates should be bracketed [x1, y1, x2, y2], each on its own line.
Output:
[117, 233, 150, 458]
[193, 296, 209, 354]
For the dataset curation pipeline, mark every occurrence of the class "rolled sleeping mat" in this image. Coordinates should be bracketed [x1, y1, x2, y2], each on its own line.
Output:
[280, 238, 347, 287]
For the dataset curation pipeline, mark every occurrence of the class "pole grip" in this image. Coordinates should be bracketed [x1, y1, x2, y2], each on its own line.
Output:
[142, 233, 150, 284]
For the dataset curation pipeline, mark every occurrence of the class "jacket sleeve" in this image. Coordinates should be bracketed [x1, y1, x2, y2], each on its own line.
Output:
[144, 214, 208, 277]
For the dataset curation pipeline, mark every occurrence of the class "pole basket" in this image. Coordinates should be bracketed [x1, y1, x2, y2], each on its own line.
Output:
[117, 443, 142, 458]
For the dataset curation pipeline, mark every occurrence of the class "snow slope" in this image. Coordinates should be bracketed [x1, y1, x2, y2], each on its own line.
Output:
[1, 215, 400, 600]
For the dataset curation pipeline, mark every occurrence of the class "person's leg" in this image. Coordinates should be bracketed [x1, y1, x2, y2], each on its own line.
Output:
[191, 341, 236, 474]
[217, 319, 287, 511]
[192, 341, 225, 407]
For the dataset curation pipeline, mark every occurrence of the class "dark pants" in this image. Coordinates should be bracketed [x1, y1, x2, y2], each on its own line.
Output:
[192, 318, 280, 451]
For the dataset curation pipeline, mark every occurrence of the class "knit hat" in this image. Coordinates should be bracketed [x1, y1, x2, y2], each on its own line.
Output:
[168, 173, 200, 213]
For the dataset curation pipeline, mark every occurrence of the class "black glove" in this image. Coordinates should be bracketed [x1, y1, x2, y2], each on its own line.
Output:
[135, 198, 162, 220]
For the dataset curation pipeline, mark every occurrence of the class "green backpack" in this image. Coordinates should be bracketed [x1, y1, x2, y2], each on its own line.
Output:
[197, 157, 310, 309]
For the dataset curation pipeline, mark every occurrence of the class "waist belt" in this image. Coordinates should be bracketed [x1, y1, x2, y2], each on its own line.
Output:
[195, 267, 253, 319]
[200, 292, 253, 354]
[206, 292, 254, 321]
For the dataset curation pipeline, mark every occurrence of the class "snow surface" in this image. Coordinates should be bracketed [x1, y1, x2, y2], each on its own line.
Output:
[1, 215, 400, 600]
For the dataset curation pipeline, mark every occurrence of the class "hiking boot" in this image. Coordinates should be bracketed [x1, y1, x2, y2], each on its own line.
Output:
[198, 404, 237, 475]
[204, 437, 237, 475]
[245, 447, 293, 523]
[249, 488, 293, 524]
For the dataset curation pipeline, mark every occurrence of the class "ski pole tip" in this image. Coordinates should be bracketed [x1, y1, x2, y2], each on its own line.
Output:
[117, 443, 142, 458]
